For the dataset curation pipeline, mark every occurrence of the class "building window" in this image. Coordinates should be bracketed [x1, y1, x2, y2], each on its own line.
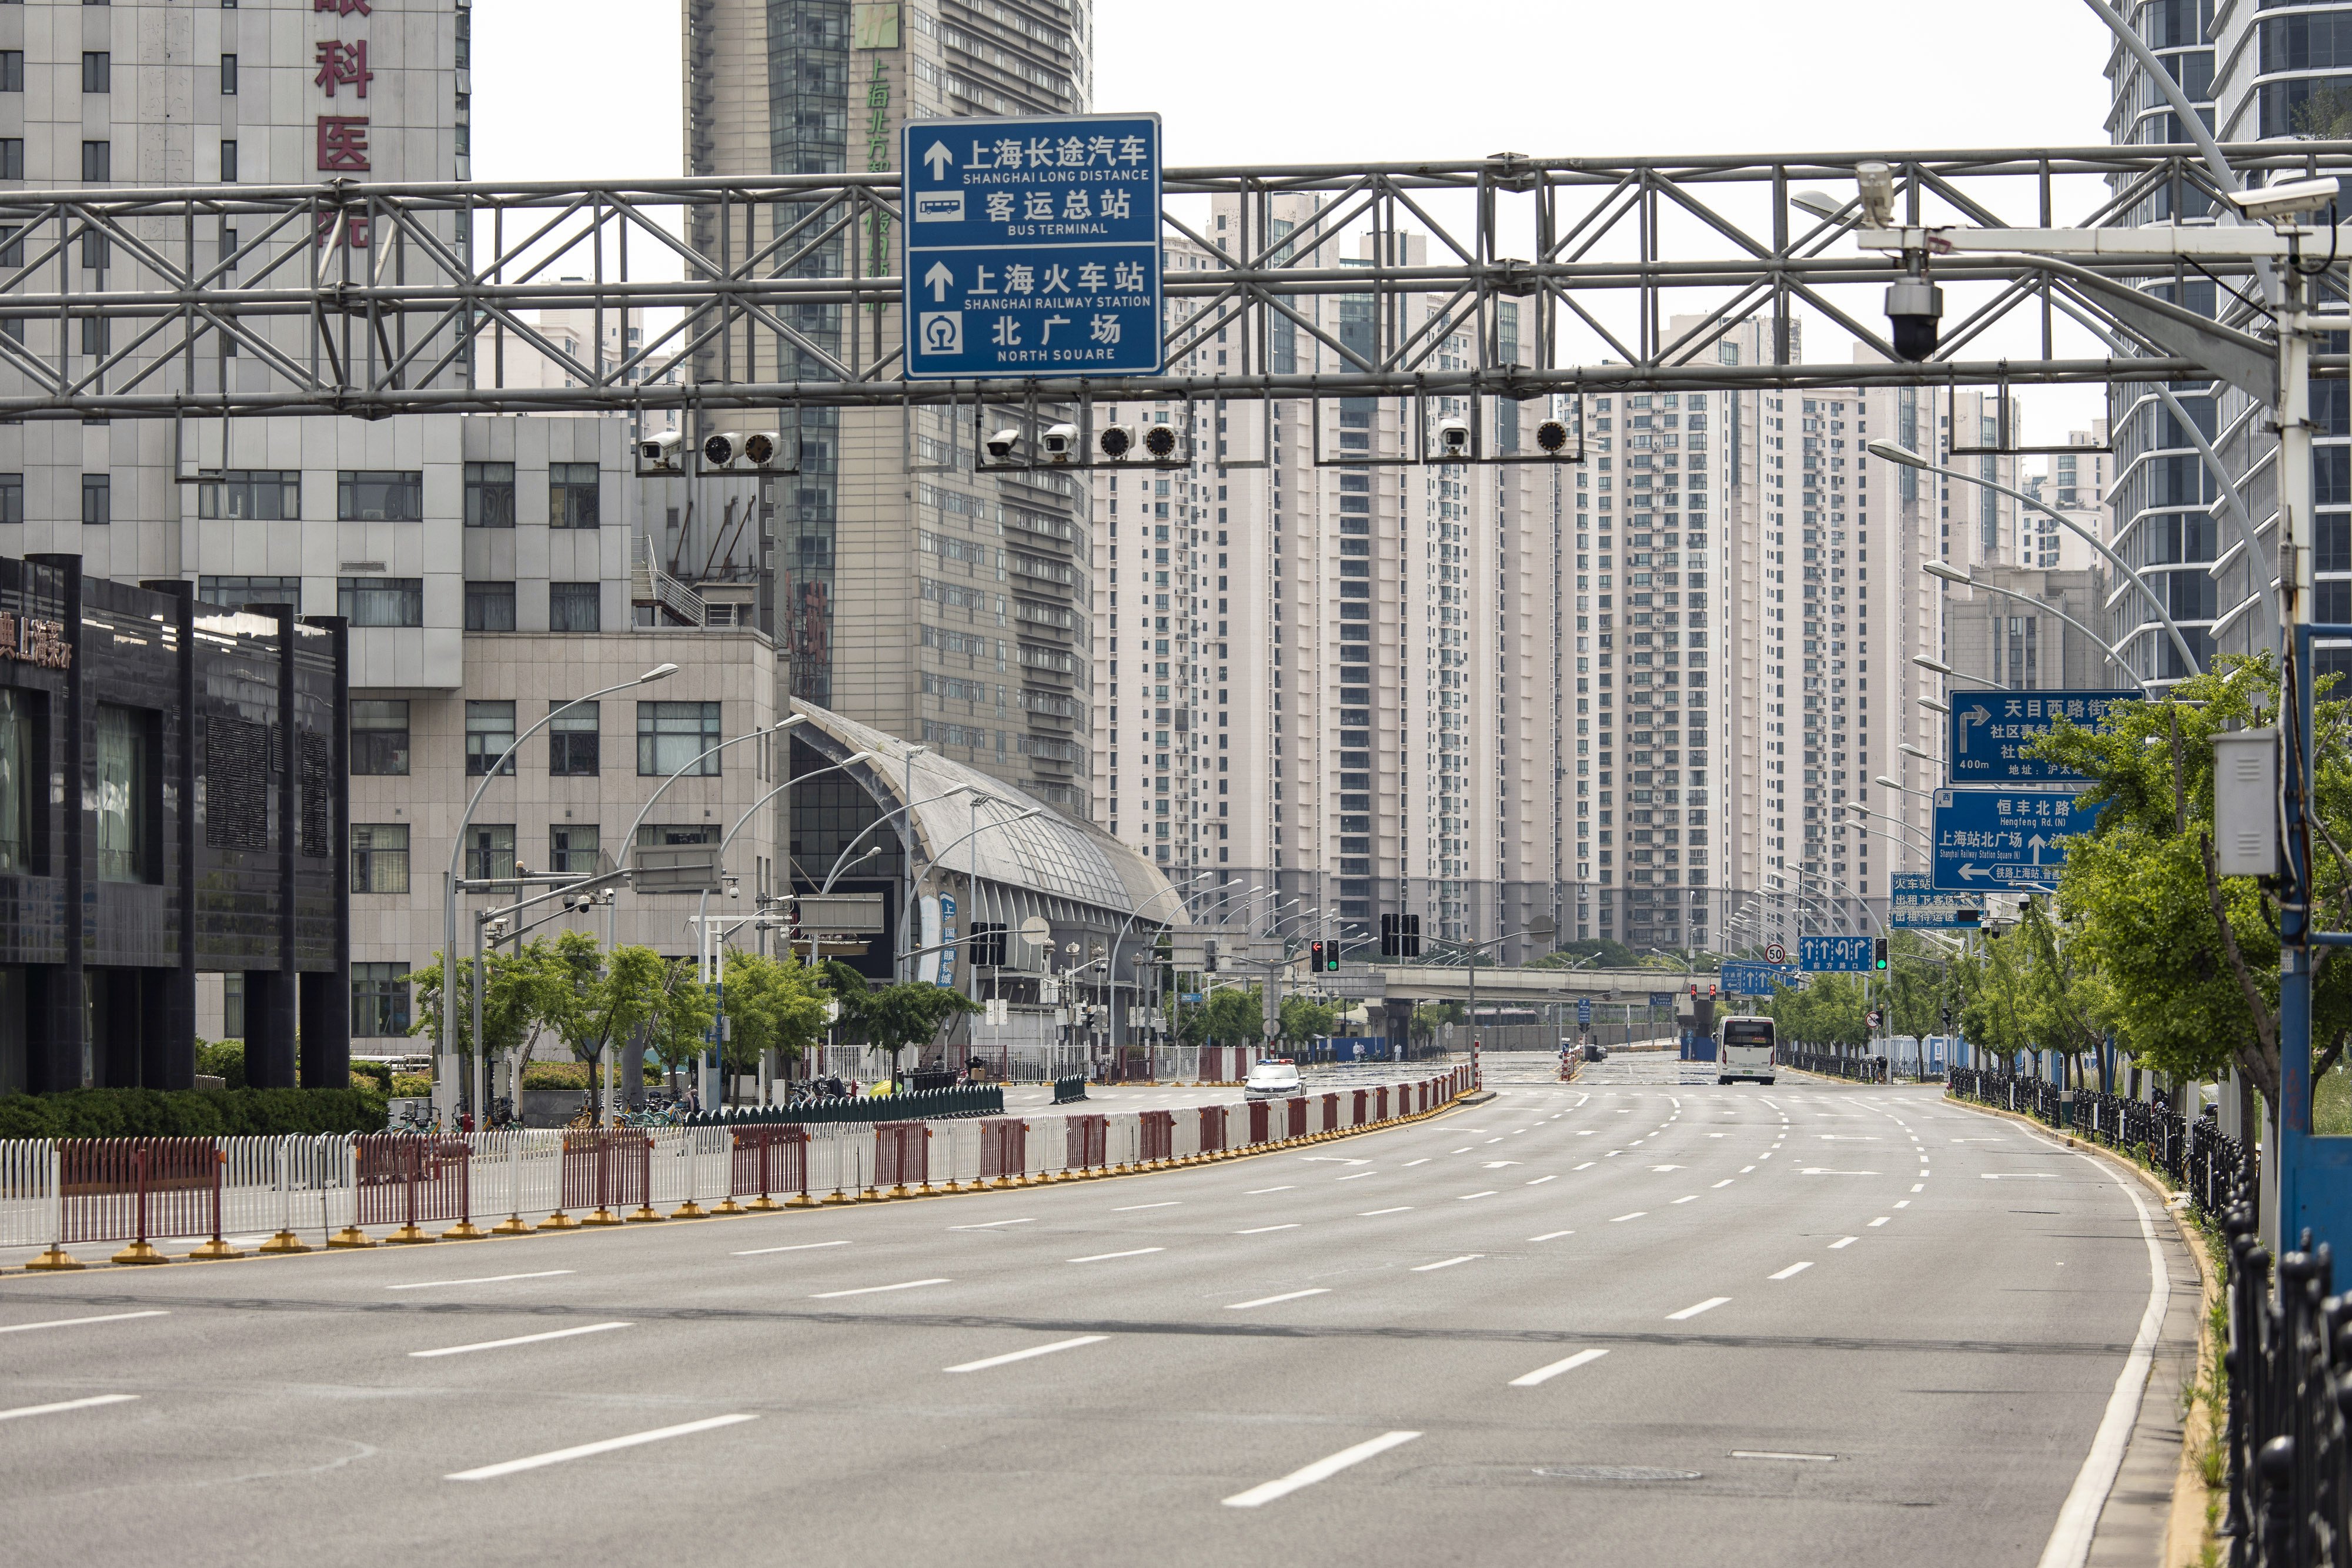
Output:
[336, 576, 422, 626]
[549, 701, 599, 776]
[96, 704, 158, 883]
[638, 701, 721, 776]
[0, 474, 19, 524]
[196, 470, 300, 520]
[465, 824, 517, 883]
[198, 576, 300, 617]
[350, 823, 410, 894]
[549, 462, 600, 529]
[549, 824, 600, 875]
[0, 142, 21, 182]
[221, 975, 244, 1040]
[82, 52, 109, 93]
[219, 139, 237, 182]
[463, 461, 514, 528]
[549, 581, 601, 633]
[465, 700, 516, 777]
[220, 54, 236, 95]
[350, 698, 409, 775]
[81, 474, 109, 526]
[81, 141, 109, 182]
[464, 580, 516, 631]
[351, 962, 411, 1037]
[0, 687, 28, 874]
[0, 53, 21, 92]
[337, 469, 423, 521]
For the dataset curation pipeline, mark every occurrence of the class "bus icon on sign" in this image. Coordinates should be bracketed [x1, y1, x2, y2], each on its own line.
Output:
[913, 191, 964, 223]
[917, 313, 963, 355]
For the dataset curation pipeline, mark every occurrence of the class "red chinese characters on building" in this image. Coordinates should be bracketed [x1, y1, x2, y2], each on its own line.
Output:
[317, 116, 370, 173]
[314, 39, 373, 99]
[315, 0, 372, 15]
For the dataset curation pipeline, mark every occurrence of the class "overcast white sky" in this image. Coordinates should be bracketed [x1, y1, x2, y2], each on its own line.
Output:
[472, 0, 2125, 444]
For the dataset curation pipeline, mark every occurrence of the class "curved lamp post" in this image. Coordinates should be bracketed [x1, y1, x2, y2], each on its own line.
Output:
[439, 660, 676, 1119]
[896, 807, 1044, 982]
[1923, 560, 2153, 694]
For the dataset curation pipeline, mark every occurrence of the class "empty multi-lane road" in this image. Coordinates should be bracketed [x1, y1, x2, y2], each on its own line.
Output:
[1, 1067, 2195, 1567]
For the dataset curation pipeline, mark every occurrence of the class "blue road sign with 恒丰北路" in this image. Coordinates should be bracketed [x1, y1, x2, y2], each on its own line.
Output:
[1721, 961, 1800, 996]
[1890, 872, 1979, 928]
[901, 113, 1162, 380]
[1948, 689, 2139, 783]
[1931, 787, 2108, 891]
[1799, 935, 1875, 972]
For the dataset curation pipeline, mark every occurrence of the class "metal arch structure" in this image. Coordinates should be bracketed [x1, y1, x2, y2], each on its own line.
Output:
[0, 139, 2349, 422]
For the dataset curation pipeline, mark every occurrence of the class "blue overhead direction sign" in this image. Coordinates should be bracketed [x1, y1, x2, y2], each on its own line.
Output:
[1800, 935, 1875, 972]
[1949, 689, 2139, 783]
[1931, 787, 2109, 892]
[1721, 961, 1800, 997]
[1890, 872, 1978, 929]
[901, 113, 1163, 380]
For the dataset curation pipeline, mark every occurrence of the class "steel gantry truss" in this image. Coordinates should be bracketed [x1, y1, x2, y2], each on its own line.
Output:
[2, 139, 2350, 422]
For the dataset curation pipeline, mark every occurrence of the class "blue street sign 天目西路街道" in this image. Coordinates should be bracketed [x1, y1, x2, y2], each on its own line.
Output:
[1931, 788, 2107, 892]
[1948, 689, 2138, 783]
[1799, 935, 1874, 972]
[901, 114, 1162, 380]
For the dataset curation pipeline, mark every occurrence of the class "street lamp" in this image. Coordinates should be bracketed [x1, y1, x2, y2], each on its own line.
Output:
[1870, 439, 2203, 679]
[1923, 560, 2151, 694]
[438, 660, 676, 1121]
[1876, 773, 1934, 802]
[896, 807, 1045, 982]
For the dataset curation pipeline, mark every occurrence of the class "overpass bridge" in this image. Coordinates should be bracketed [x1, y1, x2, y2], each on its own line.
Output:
[1319, 965, 1731, 1006]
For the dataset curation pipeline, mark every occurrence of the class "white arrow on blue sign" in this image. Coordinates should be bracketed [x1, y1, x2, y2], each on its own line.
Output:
[1799, 935, 1874, 973]
[1930, 787, 2107, 892]
[1576, 998, 1593, 1025]
[1720, 961, 1800, 996]
[1948, 689, 2138, 783]
[900, 113, 1164, 380]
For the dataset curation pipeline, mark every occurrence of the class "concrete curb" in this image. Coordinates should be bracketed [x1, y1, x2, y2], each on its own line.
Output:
[1943, 1092, 2221, 1568]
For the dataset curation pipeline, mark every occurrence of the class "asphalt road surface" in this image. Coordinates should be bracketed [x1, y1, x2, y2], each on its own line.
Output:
[0, 1077, 2190, 1568]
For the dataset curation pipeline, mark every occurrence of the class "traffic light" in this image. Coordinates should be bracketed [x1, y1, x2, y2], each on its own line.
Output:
[1203, 938, 1219, 974]
[1940, 1004, 1954, 1030]
[1379, 914, 1398, 957]
[1873, 938, 1889, 970]
[1405, 914, 1421, 958]
[1324, 941, 1341, 973]
[1311, 941, 1327, 972]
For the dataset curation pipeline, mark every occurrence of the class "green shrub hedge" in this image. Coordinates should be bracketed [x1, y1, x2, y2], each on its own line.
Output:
[0, 1086, 387, 1139]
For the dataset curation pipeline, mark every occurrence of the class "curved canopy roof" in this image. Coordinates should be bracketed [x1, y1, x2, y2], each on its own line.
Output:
[789, 700, 1184, 927]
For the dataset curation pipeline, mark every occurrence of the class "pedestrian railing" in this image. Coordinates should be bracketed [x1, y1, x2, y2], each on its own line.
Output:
[0, 1065, 1471, 1266]
[2214, 1195, 2351, 1568]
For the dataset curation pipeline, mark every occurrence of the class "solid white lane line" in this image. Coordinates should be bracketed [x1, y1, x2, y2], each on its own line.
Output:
[1457, 1191, 1498, 1201]
[1411, 1255, 1483, 1272]
[945, 1335, 1108, 1373]
[1068, 1248, 1164, 1263]
[810, 1278, 951, 1299]
[410, 1322, 630, 1359]
[1529, 1230, 1575, 1241]
[2033, 1148, 2171, 1568]
[1221, 1430, 1422, 1508]
[1247, 1186, 1297, 1195]
[1526, 1175, 1557, 1185]
[1770, 1262, 1813, 1281]
[1610, 1212, 1645, 1222]
[1237, 1224, 1300, 1235]
[733, 1241, 854, 1256]
[1114, 1202, 1179, 1211]
[387, 1270, 576, 1290]
[1829, 1236, 1858, 1249]
[0, 1393, 139, 1423]
[1666, 1296, 1730, 1320]
[1224, 1288, 1331, 1310]
[0, 1310, 170, 1335]
[1510, 1348, 1607, 1386]
[1359, 1207, 1414, 1216]
[446, 1413, 758, 1482]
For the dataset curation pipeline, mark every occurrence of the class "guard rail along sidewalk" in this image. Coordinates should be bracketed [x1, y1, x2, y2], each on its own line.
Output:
[0, 1065, 1471, 1268]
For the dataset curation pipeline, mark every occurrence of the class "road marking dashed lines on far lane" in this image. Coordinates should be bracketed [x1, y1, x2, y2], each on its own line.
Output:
[1222, 1430, 1422, 1508]
[387, 1270, 576, 1289]
[1412, 1255, 1484, 1272]
[1668, 1297, 1731, 1320]
[1867, 1216, 1892, 1228]
[945, 1335, 1107, 1373]
[1510, 1348, 1608, 1386]
[0, 1393, 139, 1424]
[1224, 1288, 1331, 1310]
[1610, 1212, 1646, 1223]
[735, 1240, 855, 1256]
[445, 1414, 758, 1482]
[1457, 1191, 1498, 1201]
[1237, 1225, 1301, 1235]
[0, 1310, 169, 1335]
[1069, 1248, 1165, 1263]
[1527, 1175, 1558, 1185]
[1770, 1262, 1813, 1281]
[411, 1322, 631, 1359]
[1114, 1202, 1179, 1212]
[1829, 1236, 1859, 1249]
[1359, 1207, 1414, 1216]
[810, 1278, 951, 1299]
[1530, 1230, 1575, 1241]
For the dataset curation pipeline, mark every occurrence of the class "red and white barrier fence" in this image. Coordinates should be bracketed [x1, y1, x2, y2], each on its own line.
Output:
[0, 1066, 1469, 1266]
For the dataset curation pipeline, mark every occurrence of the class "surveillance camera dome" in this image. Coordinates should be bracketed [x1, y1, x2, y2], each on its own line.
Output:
[1885, 275, 1943, 363]
[743, 430, 783, 467]
[1142, 424, 1178, 459]
[1535, 417, 1572, 454]
[703, 431, 744, 467]
[1099, 423, 1136, 459]
[985, 427, 1020, 460]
